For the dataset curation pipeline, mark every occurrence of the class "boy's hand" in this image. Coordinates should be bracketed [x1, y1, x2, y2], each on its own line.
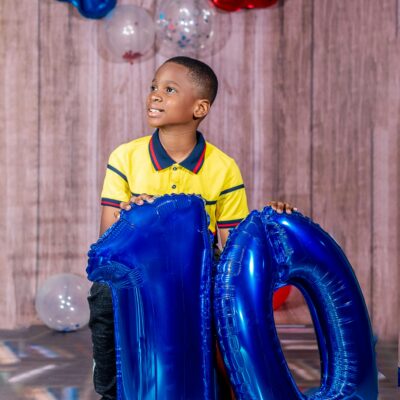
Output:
[123, 194, 154, 208]
[114, 194, 155, 219]
[267, 201, 297, 214]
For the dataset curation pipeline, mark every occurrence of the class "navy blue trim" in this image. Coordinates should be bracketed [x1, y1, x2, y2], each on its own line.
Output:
[149, 151, 160, 171]
[101, 197, 122, 208]
[217, 218, 243, 225]
[149, 130, 206, 173]
[217, 218, 243, 229]
[220, 184, 245, 196]
[107, 164, 128, 182]
[150, 130, 175, 170]
[180, 132, 206, 173]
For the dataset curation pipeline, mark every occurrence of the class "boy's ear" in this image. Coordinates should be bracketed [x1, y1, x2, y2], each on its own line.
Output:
[193, 99, 211, 120]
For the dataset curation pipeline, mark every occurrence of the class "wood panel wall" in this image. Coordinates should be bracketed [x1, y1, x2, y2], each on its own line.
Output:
[0, 0, 398, 341]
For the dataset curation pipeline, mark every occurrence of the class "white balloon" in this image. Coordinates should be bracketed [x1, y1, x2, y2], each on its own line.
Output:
[100, 4, 155, 64]
[156, 0, 217, 57]
[35, 274, 91, 332]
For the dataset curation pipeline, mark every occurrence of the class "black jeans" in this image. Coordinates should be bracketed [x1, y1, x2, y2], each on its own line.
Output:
[88, 282, 116, 400]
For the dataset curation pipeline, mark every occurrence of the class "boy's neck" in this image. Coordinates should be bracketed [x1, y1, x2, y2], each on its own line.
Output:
[158, 127, 199, 163]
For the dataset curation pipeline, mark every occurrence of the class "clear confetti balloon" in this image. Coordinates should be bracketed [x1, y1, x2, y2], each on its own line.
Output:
[156, 0, 216, 57]
[100, 4, 155, 64]
[35, 274, 91, 332]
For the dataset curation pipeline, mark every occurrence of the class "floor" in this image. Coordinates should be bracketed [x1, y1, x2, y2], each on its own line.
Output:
[0, 325, 397, 400]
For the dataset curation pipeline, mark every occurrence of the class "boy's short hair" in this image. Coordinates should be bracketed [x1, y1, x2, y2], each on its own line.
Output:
[165, 56, 218, 105]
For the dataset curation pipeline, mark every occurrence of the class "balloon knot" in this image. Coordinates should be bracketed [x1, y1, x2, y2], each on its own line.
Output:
[123, 51, 142, 64]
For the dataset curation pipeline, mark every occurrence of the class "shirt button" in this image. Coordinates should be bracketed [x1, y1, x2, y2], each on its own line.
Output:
[173, 166, 178, 171]
[172, 184, 176, 189]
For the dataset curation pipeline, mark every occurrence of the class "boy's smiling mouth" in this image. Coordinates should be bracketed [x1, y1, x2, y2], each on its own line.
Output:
[148, 107, 165, 117]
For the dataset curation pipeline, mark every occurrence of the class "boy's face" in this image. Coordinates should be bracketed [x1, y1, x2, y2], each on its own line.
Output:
[146, 62, 206, 129]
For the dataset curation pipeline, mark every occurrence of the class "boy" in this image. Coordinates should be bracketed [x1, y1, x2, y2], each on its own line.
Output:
[88, 56, 294, 399]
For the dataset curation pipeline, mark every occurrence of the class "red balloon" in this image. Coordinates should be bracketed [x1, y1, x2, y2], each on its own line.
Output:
[272, 285, 291, 310]
[211, 0, 278, 12]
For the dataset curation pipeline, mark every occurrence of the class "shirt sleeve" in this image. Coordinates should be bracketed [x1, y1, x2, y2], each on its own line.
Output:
[216, 159, 249, 229]
[100, 146, 132, 208]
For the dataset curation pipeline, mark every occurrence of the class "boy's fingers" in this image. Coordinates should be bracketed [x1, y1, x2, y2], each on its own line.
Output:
[140, 194, 154, 203]
[132, 194, 154, 205]
[268, 200, 298, 214]
[114, 210, 121, 219]
[121, 194, 154, 208]
[119, 201, 131, 210]
[274, 201, 283, 213]
[267, 201, 280, 213]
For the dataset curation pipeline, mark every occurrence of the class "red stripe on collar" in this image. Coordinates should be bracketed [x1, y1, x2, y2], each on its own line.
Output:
[192, 145, 206, 174]
[149, 137, 162, 171]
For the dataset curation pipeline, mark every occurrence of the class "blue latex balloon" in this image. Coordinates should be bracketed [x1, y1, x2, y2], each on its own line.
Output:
[57, 0, 116, 19]
[87, 195, 216, 400]
[214, 207, 378, 399]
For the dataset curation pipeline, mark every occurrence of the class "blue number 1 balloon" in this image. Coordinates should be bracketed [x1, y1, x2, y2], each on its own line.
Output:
[214, 207, 378, 399]
[87, 195, 216, 399]
[57, 0, 116, 19]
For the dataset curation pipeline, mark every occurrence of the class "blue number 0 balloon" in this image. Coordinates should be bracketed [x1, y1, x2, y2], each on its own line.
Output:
[57, 0, 116, 19]
[87, 195, 216, 400]
[214, 207, 378, 399]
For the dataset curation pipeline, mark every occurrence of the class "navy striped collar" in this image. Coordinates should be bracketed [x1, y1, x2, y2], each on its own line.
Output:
[149, 129, 206, 174]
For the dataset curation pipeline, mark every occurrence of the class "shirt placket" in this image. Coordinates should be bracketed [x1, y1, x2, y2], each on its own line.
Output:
[170, 164, 180, 192]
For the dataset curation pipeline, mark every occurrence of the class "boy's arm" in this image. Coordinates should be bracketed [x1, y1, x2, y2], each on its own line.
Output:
[100, 194, 156, 236]
[219, 229, 230, 248]
[99, 206, 119, 236]
[100, 145, 134, 236]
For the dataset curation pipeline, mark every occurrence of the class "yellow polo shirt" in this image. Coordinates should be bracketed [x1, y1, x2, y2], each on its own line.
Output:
[101, 130, 249, 234]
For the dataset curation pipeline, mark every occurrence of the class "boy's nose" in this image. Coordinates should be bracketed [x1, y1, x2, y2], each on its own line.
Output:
[150, 93, 162, 102]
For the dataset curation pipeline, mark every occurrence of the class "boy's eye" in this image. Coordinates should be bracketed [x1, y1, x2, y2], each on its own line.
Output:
[150, 85, 157, 92]
[166, 87, 176, 94]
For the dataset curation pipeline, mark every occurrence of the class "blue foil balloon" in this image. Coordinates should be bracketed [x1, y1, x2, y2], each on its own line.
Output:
[57, 0, 116, 19]
[214, 207, 378, 399]
[87, 195, 216, 400]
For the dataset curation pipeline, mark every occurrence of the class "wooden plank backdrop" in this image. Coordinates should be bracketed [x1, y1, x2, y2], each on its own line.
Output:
[0, 0, 39, 328]
[0, 0, 398, 342]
